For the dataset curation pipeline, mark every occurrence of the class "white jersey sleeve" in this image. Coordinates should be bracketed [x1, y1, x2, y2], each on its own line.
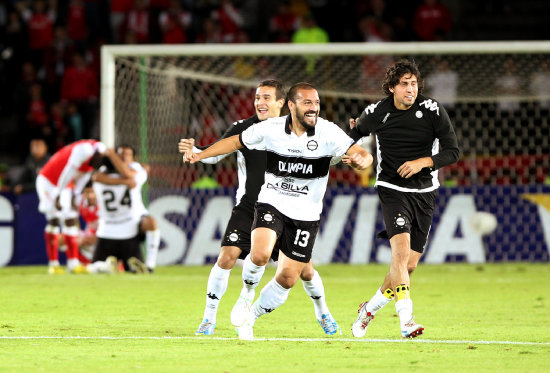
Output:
[240, 120, 271, 150]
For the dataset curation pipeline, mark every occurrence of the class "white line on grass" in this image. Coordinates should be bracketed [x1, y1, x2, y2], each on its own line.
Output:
[1, 336, 549, 346]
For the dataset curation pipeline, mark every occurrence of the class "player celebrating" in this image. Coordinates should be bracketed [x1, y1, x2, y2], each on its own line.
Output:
[186, 82, 372, 340]
[36, 139, 107, 274]
[180, 80, 343, 336]
[349, 59, 459, 339]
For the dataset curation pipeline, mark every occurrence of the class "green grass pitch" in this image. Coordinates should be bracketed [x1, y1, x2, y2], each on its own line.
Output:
[1, 263, 549, 372]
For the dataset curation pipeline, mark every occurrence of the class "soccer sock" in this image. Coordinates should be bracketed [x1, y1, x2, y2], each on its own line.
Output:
[63, 225, 80, 270]
[394, 284, 413, 326]
[145, 229, 160, 269]
[250, 278, 290, 326]
[241, 255, 266, 300]
[301, 270, 329, 320]
[365, 287, 394, 315]
[45, 226, 60, 266]
[202, 264, 231, 323]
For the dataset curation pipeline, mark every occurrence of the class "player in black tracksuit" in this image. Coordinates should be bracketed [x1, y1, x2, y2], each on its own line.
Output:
[180, 80, 342, 336]
[350, 59, 459, 339]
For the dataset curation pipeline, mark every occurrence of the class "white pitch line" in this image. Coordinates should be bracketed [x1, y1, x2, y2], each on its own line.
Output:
[0, 336, 549, 346]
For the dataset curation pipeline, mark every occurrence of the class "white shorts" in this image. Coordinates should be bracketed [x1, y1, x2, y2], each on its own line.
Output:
[35, 174, 79, 220]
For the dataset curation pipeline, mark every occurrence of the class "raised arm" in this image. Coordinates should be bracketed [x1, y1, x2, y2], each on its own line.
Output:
[179, 138, 230, 164]
[187, 135, 243, 164]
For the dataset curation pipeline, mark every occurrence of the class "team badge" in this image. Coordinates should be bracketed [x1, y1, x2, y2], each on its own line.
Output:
[263, 213, 273, 222]
[415, 111, 423, 118]
[229, 232, 239, 242]
[307, 140, 318, 151]
[394, 214, 407, 228]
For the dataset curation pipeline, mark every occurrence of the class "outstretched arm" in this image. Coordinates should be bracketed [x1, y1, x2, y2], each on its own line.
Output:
[179, 138, 231, 164]
[187, 135, 243, 164]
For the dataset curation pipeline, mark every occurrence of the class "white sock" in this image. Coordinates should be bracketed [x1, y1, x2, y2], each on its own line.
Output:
[145, 229, 160, 269]
[366, 288, 393, 315]
[241, 255, 266, 300]
[67, 258, 80, 270]
[202, 264, 231, 323]
[49, 260, 60, 266]
[302, 270, 329, 320]
[87, 261, 110, 274]
[249, 278, 290, 326]
[395, 298, 414, 327]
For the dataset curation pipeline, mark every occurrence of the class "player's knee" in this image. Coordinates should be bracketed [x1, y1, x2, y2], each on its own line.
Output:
[217, 249, 239, 269]
[300, 264, 314, 281]
[276, 272, 298, 289]
[48, 218, 60, 226]
[250, 251, 270, 266]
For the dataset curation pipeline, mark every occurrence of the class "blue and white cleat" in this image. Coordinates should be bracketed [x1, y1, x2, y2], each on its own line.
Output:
[318, 313, 342, 335]
[195, 319, 215, 336]
[401, 318, 424, 339]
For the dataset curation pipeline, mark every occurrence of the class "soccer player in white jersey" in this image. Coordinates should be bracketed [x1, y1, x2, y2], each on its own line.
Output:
[187, 82, 373, 340]
[117, 145, 160, 273]
[180, 80, 342, 336]
[91, 148, 150, 271]
[36, 139, 107, 274]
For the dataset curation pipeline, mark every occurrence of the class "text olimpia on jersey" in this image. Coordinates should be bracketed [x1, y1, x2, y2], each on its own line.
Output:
[240, 115, 354, 221]
[93, 162, 148, 239]
[350, 94, 459, 192]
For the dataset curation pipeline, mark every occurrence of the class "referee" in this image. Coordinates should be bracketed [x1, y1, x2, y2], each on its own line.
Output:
[349, 59, 460, 338]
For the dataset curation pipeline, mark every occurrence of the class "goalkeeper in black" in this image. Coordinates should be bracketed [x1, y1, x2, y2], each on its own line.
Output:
[349, 59, 459, 338]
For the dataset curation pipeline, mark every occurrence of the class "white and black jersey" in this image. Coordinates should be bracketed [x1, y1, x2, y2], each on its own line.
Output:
[240, 115, 354, 221]
[93, 165, 147, 239]
[349, 94, 459, 192]
[195, 115, 265, 213]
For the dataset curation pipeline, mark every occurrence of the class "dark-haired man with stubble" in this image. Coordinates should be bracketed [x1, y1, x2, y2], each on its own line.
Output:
[185, 82, 372, 340]
[180, 80, 344, 337]
[349, 59, 459, 339]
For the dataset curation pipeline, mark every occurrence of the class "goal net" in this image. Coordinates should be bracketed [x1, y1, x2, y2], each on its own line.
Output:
[101, 42, 550, 265]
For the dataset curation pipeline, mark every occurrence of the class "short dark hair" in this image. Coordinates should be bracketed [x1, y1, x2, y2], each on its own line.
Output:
[257, 79, 285, 101]
[286, 82, 317, 103]
[382, 59, 424, 95]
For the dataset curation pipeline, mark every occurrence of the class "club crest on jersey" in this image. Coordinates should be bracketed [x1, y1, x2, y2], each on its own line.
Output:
[416, 111, 423, 118]
[279, 161, 313, 174]
[228, 232, 239, 242]
[418, 99, 440, 115]
[307, 140, 318, 151]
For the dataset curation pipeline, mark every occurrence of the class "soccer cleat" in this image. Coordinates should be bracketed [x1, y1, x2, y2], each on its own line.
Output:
[128, 257, 149, 274]
[231, 295, 253, 327]
[47, 265, 65, 275]
[195, 320, 215, 336]
[106, 256, 118, 274]
[318, 313, 342, 335]
[69, 264, 89, 274]
[401, 318, 424, 339]
[351, 302, 374, 338]
[236, 320, 254, 341]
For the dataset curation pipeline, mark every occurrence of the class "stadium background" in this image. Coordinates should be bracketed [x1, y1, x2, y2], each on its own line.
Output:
[0, 0, 549, 266]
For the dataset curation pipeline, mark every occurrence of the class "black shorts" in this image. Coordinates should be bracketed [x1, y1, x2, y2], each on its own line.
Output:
[93, 235, 143, 270]
[377, 186, 437, 253]
[222, 203, 279, 261]
[252, 202, 319, 263]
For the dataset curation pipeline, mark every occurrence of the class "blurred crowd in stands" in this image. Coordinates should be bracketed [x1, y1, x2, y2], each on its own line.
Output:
[0, 0, 547, 190]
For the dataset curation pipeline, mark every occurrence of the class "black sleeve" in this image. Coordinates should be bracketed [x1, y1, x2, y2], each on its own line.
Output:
[195, 119, 250, 150]
[431, 105, 460, 170]
[349, 110, 374, 142]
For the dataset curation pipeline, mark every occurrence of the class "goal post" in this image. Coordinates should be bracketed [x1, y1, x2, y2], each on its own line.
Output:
[100, 42, 550, 265]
